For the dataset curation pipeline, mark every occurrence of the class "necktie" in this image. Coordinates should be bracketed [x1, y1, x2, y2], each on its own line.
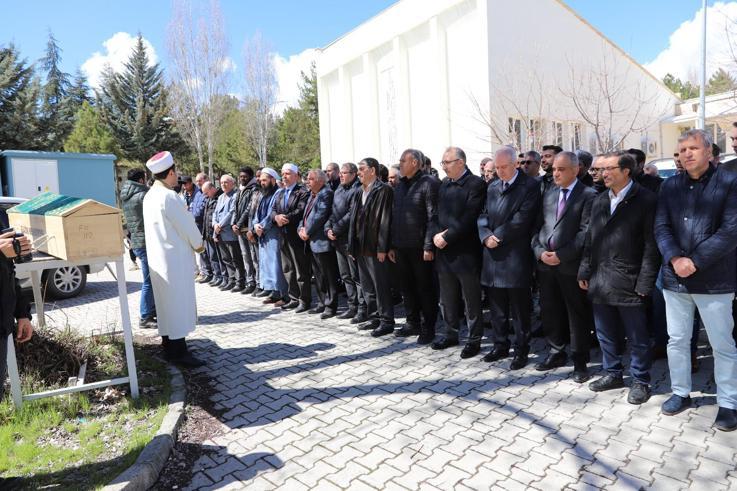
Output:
[303, 195, 316, 227]
[503, 182, 509, 192]
[557, 188, 568, 220]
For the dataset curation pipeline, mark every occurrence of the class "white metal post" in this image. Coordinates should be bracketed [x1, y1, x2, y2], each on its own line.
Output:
[29, 270, 45, 328]
[6, 335, 23, 408]
[698, 0, 707, 130]
[115, 258, 139, 399]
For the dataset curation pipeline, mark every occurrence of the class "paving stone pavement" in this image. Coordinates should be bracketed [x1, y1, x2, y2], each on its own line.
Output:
[46, 259, 736, 490]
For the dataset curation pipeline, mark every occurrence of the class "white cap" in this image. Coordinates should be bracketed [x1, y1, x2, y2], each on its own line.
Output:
[146, 151, 174, 174]
[281, 163, 299, 174]
[262, 167, 280, 181]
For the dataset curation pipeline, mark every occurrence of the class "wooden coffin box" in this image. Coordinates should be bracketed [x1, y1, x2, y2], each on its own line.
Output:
[7, 192, 124, 261]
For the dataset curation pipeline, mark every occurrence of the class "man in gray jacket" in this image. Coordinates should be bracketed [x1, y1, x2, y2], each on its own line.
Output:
[213, 174, 245, 292]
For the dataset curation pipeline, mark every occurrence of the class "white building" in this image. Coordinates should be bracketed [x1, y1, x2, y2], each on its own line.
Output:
[662, 91, 737, 157]
[316, 0, 680, 170]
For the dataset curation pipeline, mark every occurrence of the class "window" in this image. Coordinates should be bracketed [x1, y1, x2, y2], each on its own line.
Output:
[706, 123, 727, 153]
[508, 117, 522, 151]
[570, 123, 582, 150]
[551, 121, 563, 147]
[528, 119, 542, 150]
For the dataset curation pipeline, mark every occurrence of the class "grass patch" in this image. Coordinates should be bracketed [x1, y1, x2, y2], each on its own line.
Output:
[0, 327, 171, 490]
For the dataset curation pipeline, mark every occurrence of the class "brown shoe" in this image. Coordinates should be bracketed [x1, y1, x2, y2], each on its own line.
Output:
[262, 296, 279, 304]
[274, 299, 287, 307]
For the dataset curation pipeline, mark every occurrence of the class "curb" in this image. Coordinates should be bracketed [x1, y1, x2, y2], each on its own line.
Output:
[103, 364, 186, 491]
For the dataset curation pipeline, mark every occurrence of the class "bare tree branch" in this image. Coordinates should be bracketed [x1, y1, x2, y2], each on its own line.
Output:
[242, 32, 277, 168]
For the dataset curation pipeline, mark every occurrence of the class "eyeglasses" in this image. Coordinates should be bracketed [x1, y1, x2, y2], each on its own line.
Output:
[440, 159, 461, 166]
[520, 160, 537, 165]
[599, 165, 621, 173]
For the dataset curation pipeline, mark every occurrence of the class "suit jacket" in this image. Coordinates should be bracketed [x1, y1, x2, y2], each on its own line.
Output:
[578, 181, 660, 305]
[532, 180, 596, 276]
[271, 183, 308, 243]
[302, 186, 334, 254]
[348, 180, 393, 256]
[213, 189, 237, 242]
[477, 171, 541, 288]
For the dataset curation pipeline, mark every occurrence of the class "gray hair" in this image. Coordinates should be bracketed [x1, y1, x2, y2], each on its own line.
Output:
[402, 148, 425, 166]
[308, 169, 327, 182]
[341, 162, 357, 174]
[390, 164, 400, 171]
[480, 157, 493, 165]
[202, 181, 214, 191]
[678, 128, 713, 149]
[556, 151, 579, 167]
[220, 174, 235, 184]
[495, 145, 518, 163]
[525, 151, 541, 163]
[326, 162, 339, 172]
[445, 146, 467, 164]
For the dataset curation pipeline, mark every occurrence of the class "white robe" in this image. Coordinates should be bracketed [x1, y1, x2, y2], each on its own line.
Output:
[143, 180, 204, 339]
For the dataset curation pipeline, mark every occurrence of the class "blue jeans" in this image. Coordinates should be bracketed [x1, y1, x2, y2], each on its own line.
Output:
[592, 303, 652, 384]
[132, 248, 156, 319]
[663, 290, 737, 409]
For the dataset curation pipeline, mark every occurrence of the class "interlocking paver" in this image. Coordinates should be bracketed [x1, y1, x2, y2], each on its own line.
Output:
[50, 263, 730, 490]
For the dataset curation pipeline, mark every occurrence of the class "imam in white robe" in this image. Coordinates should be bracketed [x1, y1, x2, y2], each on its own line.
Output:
[143, 180, 204, 340]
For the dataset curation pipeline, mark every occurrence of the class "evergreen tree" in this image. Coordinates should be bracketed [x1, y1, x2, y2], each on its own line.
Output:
[662, 73, 698, 100]
[706, 68, 737, 95]
[0, 44, 39, 150]
[39, 32, 72, 150]
[272, 66, 320, 174]
[67, 69, 92, 109]
[97, 34, 186, 162]
[214, 104, 257, 174]
[64, 101, 118, 154]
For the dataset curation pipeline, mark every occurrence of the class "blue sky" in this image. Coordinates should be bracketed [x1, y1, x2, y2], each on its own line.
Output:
[1, 0, 729, 103]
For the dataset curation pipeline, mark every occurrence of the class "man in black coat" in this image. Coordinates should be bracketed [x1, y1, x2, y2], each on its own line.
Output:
[348, 157, 395, 337]
[202, 183, 226, 287]
[532, 151, 596, 382]
[272, 163, 311, 311]
[478, 146, 541, 368]
[431, 147, 487, 352]
[326, 163, 364, 321]
[578, 151, 659, 405]
[232, 167, 259, 294]
[389, 148, 440, 343]
[0, 232, 34, 400]
[540, 145, 562, 194]
[655, 129, 737, 431]
[627, 148, 663, 194]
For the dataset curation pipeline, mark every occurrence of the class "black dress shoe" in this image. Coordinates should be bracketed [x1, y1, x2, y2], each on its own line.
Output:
[371, 324, 395, 337]
[209, 278, 222, 287]
[627, 382, 651, 405]
[256, 288, 272, 298]
[281, 300, 299, 310]
[359, 319, 381, 331]
[295, 304, 310, 314]
[309, 306, 325, 314]
[232, 284, 245, 293]
[431, 337, 459, 350]
[351, 312, 369, 324]
[572, 369, 591, 383]
[138, 317, 157, 329]
[252, 287, 264, 297]
[417, 332, 435, 345]
[243, 284, 257, 295]
[171, 352, 206, 368]
[220, 282, 235, 291]
[661, 394, 691, 416]
[535, 351, 568, 371]
[320, 310, 336, 320]
[589, 374, 625, 392]
[714, 407, 737, 432]
[394, 324, 420, 337]
[337, 309, 357, 320]
[460, 342, 481, 359]
[509, 349, 529, 370]
[196, 275, 212, 284]
[482, 346, 509, 362]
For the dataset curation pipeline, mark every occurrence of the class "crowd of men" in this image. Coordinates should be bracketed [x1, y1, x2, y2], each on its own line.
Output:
[121, 125, 737, 433]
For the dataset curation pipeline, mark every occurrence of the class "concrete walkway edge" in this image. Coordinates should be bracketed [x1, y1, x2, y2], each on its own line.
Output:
[104, 363, 186, 491]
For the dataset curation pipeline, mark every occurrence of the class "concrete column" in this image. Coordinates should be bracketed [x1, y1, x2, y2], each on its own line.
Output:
[363, 52, 380, 161]
[338, 65, 354, 160]
[393, 36, 412, 150]
[430, 16, 451, 146]
[316, 76, 332, 164]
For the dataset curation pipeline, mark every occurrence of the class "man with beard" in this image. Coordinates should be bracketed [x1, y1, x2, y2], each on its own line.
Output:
[540, 145, 562, 193]
[252, 168, 289, 304]
[232, 167, 259, 294]
[325, 162, 341, 191]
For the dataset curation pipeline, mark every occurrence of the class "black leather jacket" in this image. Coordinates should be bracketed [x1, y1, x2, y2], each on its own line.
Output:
[325, 178, 360, 244]
[202, 189, 223, 240]
[348, 180, 393, 256]
[391, 172, 439, 251]
[233, 179, 260, 230]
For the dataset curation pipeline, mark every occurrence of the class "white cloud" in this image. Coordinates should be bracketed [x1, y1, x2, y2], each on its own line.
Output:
[644, 2, 737, 83]
[272, 48, 319, 114]
[82, 32, 158, 89]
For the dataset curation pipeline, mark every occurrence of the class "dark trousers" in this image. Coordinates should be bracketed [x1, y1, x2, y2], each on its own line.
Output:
[312, 251, 339, 311]
[335, 242, 365, 313]
[489, 287, 532, 351]
[593, 303, 652, 384]
[218, 239, 245, 286]
[357, 255, 395, 327]
[0, 333, 7, 400]
[205, 239, 224, 281]
[538, 269, 592, 358]
[238, 234, 257, 286]
[438, 270, 482, 342]
[281, 236, 312, 306]
[396, 248, 438, 331]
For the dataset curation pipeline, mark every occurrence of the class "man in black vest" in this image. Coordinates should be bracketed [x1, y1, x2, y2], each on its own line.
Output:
[532, 151, 596, 382]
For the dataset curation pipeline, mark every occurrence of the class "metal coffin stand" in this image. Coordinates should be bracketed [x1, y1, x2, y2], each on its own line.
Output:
[6, 255, 139, 408]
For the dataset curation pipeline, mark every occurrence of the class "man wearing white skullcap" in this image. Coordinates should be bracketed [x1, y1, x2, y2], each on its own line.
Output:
[270, 163, 312, 311]
[142, 151, 206, 367]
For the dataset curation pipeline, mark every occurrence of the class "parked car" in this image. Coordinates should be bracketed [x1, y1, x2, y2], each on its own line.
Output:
[648, 153, 736, 180]
[0, 196, 106, 299]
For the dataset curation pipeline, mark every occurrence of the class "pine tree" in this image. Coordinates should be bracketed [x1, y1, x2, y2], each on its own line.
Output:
[662, 73, 698, 100]
[64, 101, 118, 154]
[0, 44, 39, 150]
[706, 68, 737, 95]
[97, 34, 186, 163]
[39, 32, 72, 150]
[214, 102, 257, 174]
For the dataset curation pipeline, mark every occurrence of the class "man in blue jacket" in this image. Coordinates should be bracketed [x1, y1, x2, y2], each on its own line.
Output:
[213, 175, 246, 292]
[655, 129, 737, 431]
